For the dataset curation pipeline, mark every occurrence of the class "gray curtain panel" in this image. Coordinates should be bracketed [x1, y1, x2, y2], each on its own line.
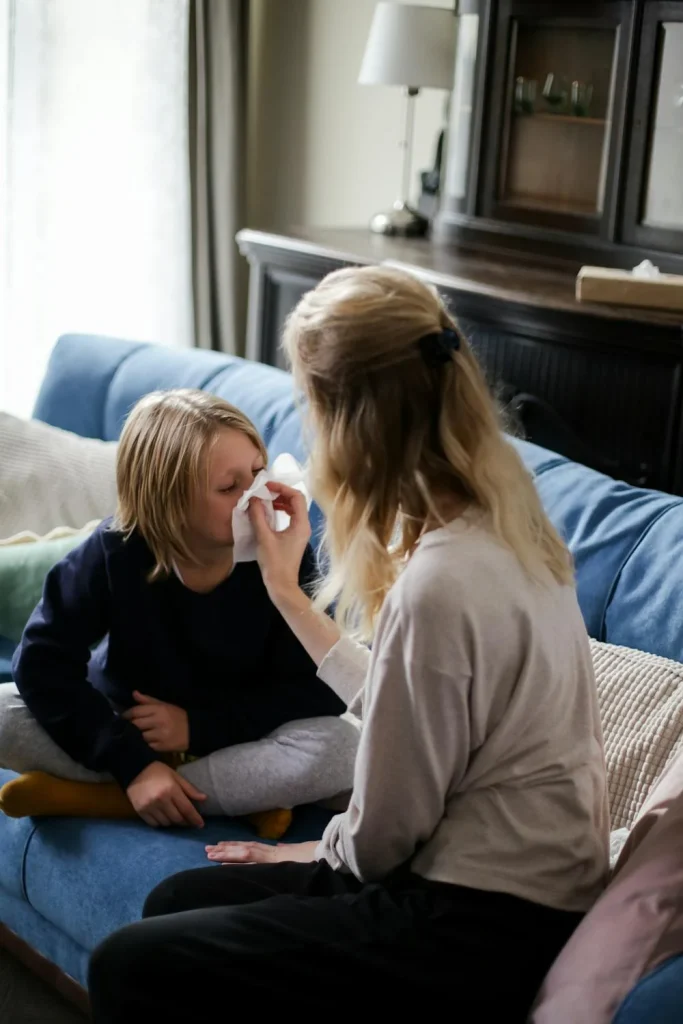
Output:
[189, 0, 248, 355]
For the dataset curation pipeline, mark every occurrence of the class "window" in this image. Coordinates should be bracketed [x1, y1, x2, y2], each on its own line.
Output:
[0, 0, 192, 417]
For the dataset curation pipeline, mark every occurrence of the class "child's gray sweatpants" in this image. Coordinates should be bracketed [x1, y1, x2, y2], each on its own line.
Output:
[0, 682, 359, 816]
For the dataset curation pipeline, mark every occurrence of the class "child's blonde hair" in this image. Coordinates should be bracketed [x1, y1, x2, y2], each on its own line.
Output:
[115, 388, 267, 580]
[283, 265, 573, 639]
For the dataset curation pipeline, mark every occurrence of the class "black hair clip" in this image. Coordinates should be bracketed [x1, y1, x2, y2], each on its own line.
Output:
[417, 327, 460, 368]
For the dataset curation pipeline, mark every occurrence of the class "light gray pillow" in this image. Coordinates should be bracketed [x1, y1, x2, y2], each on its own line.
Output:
[592, 639, 683, 828]
[0, 412, 117, 539]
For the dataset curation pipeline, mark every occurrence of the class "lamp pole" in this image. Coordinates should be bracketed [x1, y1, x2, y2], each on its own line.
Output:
[401, 86, 419, 206]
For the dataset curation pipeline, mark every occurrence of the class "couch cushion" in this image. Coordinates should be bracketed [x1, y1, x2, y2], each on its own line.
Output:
[523, 453, 678, 641]
[509, 437, 568, 477]
[102, 346, 296, 443]
[35, 335, 299, 448]
[593, 640, 683, 829]
[605, 502, 683, 663]
[0, 789, 37, 899]
[32, 334, 144, 440]
[0, 412, 117, 540]
[0, 888, 90, 988]
[9, 782, 332, 952]
[614, 956, 683, 1024]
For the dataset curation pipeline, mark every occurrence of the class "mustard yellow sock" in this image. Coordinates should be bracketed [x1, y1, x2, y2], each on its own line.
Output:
[0, 772, 136, 820]
[247, 808, 293, 840]
[0, 772, 293, 838]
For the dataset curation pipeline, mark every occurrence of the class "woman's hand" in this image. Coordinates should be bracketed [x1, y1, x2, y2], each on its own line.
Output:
[127, 762, 206, 829]
[249, 480, 312, 604]
[250, 480, 342, 669]
[123, 692, 190, 753]
[205, 839, 319, 865]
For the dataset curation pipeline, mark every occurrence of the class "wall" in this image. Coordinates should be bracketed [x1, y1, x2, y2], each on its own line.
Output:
[248, 0, 454, 230]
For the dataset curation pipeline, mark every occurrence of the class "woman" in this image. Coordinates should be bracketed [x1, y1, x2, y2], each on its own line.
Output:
[89, 267, 609, 1019]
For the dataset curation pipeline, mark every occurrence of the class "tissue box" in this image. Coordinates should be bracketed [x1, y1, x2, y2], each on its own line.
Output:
[576, 266, 683, 313]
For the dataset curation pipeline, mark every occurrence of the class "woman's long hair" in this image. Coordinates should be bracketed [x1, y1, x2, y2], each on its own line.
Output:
[283, 266, 572, 639]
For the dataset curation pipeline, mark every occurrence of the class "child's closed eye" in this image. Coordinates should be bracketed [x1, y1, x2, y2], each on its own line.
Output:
[219, 468, 263, 494]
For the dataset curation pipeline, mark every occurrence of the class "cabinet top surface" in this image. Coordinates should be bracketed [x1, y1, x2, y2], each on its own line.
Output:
[237, 227, 683, 329]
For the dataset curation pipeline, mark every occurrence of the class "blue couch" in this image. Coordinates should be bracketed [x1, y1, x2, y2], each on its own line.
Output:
[2, 333, 683, 1018]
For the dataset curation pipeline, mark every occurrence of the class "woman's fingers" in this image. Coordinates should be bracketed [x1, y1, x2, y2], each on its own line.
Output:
[248, 497, 273, 540]
[205, 841, 277, 864]
[265, 480, 302, 499]
[267, 482, 309, 520]
[273, 486, 307, 517]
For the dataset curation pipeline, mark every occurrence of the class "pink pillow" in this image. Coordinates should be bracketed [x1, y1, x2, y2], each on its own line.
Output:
[531, 753, 683, 1023]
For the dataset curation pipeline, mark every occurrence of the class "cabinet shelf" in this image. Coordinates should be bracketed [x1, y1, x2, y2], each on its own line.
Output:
[514, 113, 607, 126]
[502, 195, 600, 216]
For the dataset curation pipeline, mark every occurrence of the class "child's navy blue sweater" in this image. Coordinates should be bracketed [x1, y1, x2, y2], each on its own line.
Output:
[12, 520, 343, 790]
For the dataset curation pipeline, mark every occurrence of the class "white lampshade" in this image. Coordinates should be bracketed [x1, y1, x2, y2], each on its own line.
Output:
[359, 3, 457, 91]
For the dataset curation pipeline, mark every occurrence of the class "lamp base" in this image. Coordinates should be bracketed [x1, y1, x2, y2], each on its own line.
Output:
[369, 200, 428, 237]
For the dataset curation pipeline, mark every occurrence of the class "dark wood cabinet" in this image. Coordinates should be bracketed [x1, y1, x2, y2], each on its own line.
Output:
[237, 5, 683, 495]
[436, 0, 683, 273]
[237, 228, 683, 495]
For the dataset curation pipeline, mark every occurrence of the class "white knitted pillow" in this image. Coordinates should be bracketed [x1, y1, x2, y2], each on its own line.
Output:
[0, 413, 118, 540]
[592, 638, 683, 829]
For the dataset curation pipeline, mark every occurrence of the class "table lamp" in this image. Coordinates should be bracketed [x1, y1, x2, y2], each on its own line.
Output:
[359, 2, 457, 236]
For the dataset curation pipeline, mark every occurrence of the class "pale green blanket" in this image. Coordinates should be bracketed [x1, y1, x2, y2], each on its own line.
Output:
[0, 535, 88, 643]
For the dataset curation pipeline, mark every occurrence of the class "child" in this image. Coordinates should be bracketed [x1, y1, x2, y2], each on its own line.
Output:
[89, 267, 610, 1021]
[0, 389, 358, 836]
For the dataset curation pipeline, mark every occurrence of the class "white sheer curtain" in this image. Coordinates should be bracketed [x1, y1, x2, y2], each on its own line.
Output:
[0, 0, 193, 418]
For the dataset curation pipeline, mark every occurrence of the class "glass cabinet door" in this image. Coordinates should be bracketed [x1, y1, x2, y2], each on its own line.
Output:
[643, 23, 683, 230]
[501, 24, 617, 218]
[443, 10, 481, 212]
[624, 4, 683, 253]
[482, 2, 634, 237]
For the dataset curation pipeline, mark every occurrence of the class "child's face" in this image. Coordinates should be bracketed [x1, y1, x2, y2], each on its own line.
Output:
[186, 427, 265, 553]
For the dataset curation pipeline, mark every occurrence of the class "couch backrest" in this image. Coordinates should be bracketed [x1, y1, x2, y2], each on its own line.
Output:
[34, 334, 323, 543]
[35, 334, 683, 663]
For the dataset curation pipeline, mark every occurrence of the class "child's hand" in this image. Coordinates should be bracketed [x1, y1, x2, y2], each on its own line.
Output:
[205, 839, 319, 864]
[127, 762, 206, 828]
[123, 692, 190, 753]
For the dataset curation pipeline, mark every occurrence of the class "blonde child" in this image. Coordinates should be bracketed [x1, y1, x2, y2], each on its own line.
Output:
[0, 390, 357, 836]
[90, 268, 609, 1020]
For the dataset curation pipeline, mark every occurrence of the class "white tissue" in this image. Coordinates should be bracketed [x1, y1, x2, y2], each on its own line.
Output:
[232, 453, 310, 564]
[632, 259, 661, 279]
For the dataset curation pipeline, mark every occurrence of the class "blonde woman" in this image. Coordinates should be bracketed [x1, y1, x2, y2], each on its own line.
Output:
[0, 390, 357, 834]
[89, 269, 609, 1020]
